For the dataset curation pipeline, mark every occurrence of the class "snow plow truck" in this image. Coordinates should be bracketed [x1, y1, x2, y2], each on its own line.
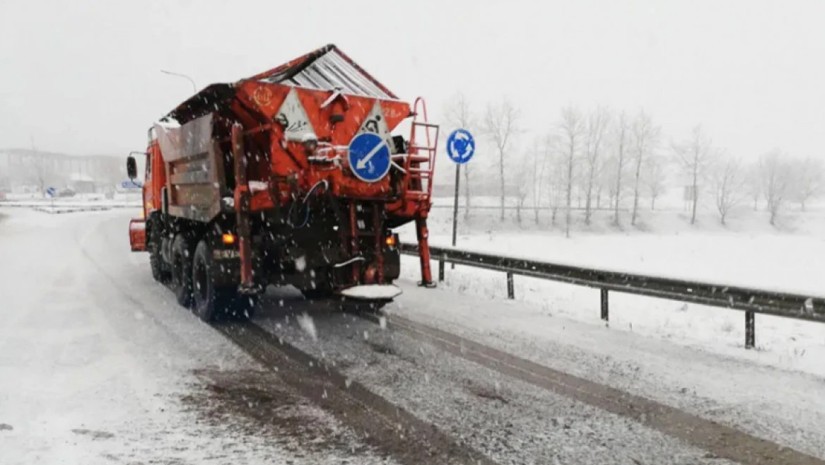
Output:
[126, 44, 438, 320]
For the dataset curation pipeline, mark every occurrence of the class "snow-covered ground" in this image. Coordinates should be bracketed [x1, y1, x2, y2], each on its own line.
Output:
[0, 195, 141, 214]
[386, 282, 825, 460]
[396, 198, 825, 378]
[0, 208, 393, 464]
[2, 206, 824, 463]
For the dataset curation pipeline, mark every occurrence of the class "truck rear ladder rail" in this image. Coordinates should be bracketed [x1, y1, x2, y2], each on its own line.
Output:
[404, 97, 439, 204]
[405, 97, 437, 287]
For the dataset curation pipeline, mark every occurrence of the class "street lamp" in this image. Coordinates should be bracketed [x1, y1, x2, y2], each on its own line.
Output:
[160, 69, 197, 93]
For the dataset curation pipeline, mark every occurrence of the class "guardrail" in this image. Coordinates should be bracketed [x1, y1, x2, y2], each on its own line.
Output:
[399, 243, 825, 349]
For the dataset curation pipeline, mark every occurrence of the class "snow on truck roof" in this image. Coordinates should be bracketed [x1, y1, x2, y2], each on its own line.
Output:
[252, 44, 397, 100]
[163, 44, 397, 124]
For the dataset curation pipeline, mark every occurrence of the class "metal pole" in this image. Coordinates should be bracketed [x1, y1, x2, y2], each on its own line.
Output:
[506, 272, 514, 299]
[745, 311, 755, 349]
[160, 69, 197, 93]
[600, 288, 609, 321]
[438, 257, 445, 282]
[450, 164, 460, 269]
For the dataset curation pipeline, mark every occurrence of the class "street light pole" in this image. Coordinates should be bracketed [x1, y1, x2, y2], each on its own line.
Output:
[160, 69, 197, 93]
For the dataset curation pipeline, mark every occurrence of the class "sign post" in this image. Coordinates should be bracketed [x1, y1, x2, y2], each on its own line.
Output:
[445, 129, 476, 268]
[45, 186, 56, 209]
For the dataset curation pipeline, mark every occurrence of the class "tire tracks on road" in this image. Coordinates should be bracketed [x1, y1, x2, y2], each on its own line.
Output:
[384, 314, 824, 465]
[215, 321, 497, 465]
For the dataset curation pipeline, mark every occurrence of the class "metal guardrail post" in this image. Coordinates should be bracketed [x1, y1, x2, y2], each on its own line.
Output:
[600, 289, 609, 321]
[397, 242, 825, 351]
[438, 257, 445, 282]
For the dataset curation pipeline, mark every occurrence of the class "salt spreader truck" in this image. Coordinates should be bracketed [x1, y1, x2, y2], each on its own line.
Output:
[126, 45, 438, 320]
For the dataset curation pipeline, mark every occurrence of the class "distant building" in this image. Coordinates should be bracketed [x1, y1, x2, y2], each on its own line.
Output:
[0, 149, 124, 193]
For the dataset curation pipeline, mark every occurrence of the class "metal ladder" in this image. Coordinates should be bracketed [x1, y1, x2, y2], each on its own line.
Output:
[403, 97, 439, 204]
[405, 97, 438, 287]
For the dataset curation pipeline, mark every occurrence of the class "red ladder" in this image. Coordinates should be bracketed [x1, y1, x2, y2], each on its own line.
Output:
[405, 97, 438, 287]
[403, 97, 439, 204]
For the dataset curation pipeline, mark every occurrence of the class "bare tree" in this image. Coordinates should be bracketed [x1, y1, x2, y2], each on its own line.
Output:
[745, 163, 762, 211]
[483, 99, 520, 220]
[612, 112, 630, 224]
[443, 92, 476, 219]
[582, 107, 610, 225]
[759, 150, 791, 225]
[529, 136, 551, 224]
[558, 106, 584, 237]
[790, 157, 823, 211]
[672, 125, 714, 225]
[513, 155, 532, 225]
[544, 136, 566, 227]
[630, 111, 659, 226]
[643, 155, 667, 210]
[711, 156, 746, 225]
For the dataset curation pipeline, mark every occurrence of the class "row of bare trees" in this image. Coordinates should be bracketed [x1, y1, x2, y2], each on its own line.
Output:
[442, 94, 824, 234]
[716, 151, 824, 226]
[553, 107, 665, 236]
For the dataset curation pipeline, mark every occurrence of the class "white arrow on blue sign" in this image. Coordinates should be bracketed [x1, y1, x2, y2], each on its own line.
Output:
[45, 187, 57, 198]
[446, 129, 475, 164]
[348, 132, 391, 183]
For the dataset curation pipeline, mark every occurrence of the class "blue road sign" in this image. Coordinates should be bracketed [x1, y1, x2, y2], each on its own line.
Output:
[348, 132, 391, 182]
[45, 187, 57, 198]
[121, 179, 142, 189]
[446, 129, 475, 164]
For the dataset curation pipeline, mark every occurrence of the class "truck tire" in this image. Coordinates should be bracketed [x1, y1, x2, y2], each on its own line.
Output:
[148, 225, 170, 283]
[192, 240, 219, 321]
[192, 240, 258, 321]
[171, 234, 195, 308]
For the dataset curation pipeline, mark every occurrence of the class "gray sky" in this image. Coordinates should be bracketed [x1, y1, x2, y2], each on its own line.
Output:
[1, 0, 823, 161]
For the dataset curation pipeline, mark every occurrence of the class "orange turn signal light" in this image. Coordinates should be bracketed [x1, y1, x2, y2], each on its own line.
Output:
[221, 233, 236, 245]
[385, 235, 397, 247]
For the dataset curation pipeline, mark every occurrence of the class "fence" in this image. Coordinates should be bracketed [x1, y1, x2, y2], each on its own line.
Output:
[399, 243, 825, 349]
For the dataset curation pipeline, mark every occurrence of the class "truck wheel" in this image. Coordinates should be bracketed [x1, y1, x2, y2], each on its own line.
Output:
[148, 225, 170, 283]
[192, 240, 222, 322]
[171, 234, 195, 308]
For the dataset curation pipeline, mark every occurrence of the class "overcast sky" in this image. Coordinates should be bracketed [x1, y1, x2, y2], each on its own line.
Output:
[1, 0, 823, 162]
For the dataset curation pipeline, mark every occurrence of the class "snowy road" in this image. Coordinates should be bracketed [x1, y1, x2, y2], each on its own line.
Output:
[2, 208, 824, 464]
[0, 209, 394, 464]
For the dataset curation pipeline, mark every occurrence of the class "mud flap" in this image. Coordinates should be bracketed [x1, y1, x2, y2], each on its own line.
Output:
[128, 219, 146, 252]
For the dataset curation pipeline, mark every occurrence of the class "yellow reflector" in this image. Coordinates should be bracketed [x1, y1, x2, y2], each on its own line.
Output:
[222, 233, 236, 245]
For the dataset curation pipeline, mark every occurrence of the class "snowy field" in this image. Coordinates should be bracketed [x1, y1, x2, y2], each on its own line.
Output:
[1, 206, 824, 463]
[0, 195, 141, 214]
[398, 197, 825, 378]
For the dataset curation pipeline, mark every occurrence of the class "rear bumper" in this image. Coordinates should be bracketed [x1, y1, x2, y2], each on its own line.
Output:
[128, 219, 146, 252]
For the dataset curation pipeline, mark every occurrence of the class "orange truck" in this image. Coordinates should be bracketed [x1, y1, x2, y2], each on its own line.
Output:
[127, 44, 438, 320]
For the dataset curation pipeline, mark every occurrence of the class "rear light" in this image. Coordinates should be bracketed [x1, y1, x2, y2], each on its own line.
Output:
[385, 234, 397, 248]
[221, 233, 236, 245]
